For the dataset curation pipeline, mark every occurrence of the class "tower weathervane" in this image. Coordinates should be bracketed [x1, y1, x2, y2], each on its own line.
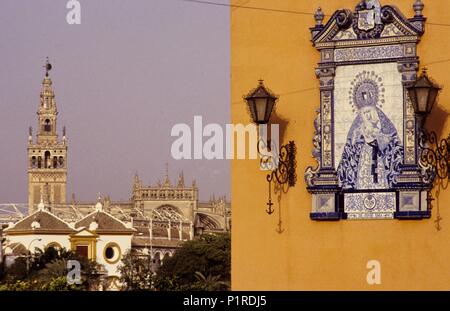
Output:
[44, 57, 52, 77]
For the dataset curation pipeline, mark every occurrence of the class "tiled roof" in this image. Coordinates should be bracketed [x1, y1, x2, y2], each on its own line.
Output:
[4, 209, 76, 234]
[75, 211, 135, 234]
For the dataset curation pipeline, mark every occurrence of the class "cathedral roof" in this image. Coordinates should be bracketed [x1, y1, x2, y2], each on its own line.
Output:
[75, 210, 135, 235]
[132, 236, 184, 248]
[4, 209, 76, 235]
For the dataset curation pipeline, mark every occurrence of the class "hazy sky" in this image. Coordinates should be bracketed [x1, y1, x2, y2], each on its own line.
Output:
[0, 0, 230, 202]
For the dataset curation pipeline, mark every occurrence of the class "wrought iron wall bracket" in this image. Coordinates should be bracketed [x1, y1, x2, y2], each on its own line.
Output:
[419, 131, 450, 182]
[263, 141, 297, 215]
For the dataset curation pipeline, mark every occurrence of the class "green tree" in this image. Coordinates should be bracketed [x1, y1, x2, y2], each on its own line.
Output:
[0, 247, 103, 291]
[1, 257, 28, 282]
[154, 233, 230, 291]
[118, 248, 153, 291]
[193, 272, 230, 291]
[0, 280, 33, 291]
[40, 276, 83, 291]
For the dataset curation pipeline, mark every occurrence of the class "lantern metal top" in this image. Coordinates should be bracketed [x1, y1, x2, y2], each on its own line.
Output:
[413, 68, 440, 90]
[406, 68, 442, 118]
[245, 79, 278, 101]
[244, 80, 278, 125]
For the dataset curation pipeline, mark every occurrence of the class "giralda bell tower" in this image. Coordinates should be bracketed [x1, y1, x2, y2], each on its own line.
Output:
[27, 59, 68, 214]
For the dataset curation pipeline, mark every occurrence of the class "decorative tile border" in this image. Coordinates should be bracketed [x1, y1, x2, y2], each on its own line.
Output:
[334, 45, 403, 62]
[344, 192, 396, 219]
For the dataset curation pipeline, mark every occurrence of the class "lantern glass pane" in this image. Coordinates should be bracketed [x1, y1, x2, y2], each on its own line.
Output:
[247, 99, 257, 123]
[416, 87, 430, 113]
[266, 98, 275, 122]
[407, 88, 418, 112]
[255, 98, 267, 123]
[427, 88, 439, 113]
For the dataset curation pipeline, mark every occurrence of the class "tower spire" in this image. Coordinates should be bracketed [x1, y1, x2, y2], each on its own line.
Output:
[133, 172, 141, 190]
[163, 163, 171, 187]
[177, 171, 185, 187]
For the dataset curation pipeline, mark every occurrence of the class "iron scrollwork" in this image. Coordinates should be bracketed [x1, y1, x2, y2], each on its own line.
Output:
[419, 131, 450, 182]
[258, 141, 297, 215]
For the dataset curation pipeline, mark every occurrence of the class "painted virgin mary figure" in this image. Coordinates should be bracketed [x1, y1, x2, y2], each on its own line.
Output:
[337, 77, 403, 190]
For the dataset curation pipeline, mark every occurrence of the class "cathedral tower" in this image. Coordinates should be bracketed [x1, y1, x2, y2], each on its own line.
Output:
[27, 59, 67, 214]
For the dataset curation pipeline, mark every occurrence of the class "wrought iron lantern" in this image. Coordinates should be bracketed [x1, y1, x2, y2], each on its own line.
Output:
[244, 80, 297, 215]
[407, 68, 441, 125]
[407, 69, 449, 181]
[245, 80, 278, 125]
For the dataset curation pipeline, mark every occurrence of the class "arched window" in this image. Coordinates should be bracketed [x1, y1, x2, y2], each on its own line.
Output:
[162, 253, 170, 266]
[152, 205, 184, 221]
[53, 157, 58, 169]
[154, 253, 161, 267]
[44, 151, 51, 168]
[59, 157, 64, 168]
[44, 119, 51, 132]
[195, 213, 220, 231]
[37, 156, 42, 169]
[31, 156, 37, 168]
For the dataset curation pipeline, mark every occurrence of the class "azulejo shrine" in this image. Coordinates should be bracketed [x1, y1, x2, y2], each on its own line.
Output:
[305, 0, 438, 220]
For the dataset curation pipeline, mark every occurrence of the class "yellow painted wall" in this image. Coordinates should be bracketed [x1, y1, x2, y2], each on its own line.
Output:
[231, 0, 450, 290]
